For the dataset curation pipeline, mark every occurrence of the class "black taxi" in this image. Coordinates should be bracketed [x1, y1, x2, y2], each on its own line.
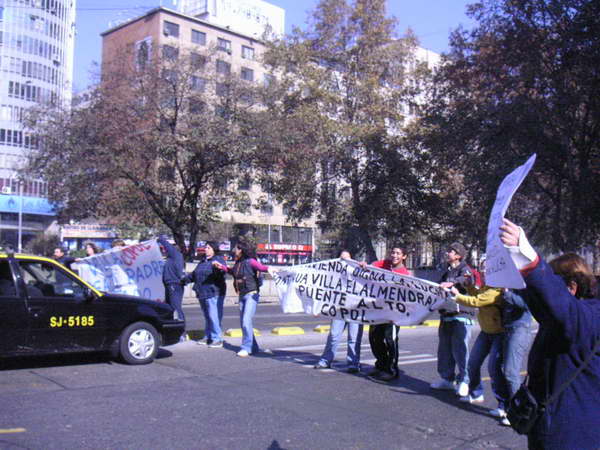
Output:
[0, 252, 185, 364]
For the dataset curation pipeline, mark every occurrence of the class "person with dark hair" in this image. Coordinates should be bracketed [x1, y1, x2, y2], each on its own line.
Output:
[53, 247, 77, 271]
[213, 240, 273, 357]
[157, 236, 186, 329]
[111, 239, 126, 248]
[184, 241, 227, 348]
[84, 242, 101, 257]
[431, 242, 476, 397]
[314, 250, 364, 373]
[500, 218, 600, 448]
[363, 244, 411, 382]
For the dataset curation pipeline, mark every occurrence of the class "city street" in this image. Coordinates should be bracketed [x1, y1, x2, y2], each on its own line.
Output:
[1, 306, 529, 450]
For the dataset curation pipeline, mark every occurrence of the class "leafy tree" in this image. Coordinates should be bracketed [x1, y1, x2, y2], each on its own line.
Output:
[258, 0, 433, 261]
[413, 0, 600, 254]
[24, 43, 263, 257]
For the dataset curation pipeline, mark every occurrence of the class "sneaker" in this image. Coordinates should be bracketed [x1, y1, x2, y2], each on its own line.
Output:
[372, 372, 396, 382]
[196, 340, 210, 346]
[237, 349, 250, 357]
[313, 361, 330, 369]
[430, 379, 456, 391]
[456, 382, 469, 397]
[179, 333, 189, 343]
[500, 417, 511, 427]
[459, 394, 484, 404]
[261, 348, 274, 355]
[367, 369, 382, 377]
[207, 341, 223, 348]
[347, 366, 360, 374]
[489, 408, 507, 418]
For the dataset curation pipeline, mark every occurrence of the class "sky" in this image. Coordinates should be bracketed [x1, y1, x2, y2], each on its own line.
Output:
[73, 0, 477, 92]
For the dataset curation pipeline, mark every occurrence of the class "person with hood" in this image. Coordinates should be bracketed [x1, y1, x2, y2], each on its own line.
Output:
[184, 241, 227, 348]
[157, 236, 186, 326]
[430, 242, 476, 398]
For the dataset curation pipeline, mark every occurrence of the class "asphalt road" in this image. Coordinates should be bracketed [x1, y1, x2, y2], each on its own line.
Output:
[0, 323, 530, 449]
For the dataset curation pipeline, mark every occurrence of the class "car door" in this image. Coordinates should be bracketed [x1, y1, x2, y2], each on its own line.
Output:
[18, 259, 109, 353]
[0, 259, 30, 355]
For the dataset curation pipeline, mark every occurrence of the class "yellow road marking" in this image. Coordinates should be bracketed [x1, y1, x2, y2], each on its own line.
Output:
[0, 428, 26, 434]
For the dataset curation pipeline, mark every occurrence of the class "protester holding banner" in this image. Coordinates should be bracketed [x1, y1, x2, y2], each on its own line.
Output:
[158, 236, 186, 331]
[431, 242, 475, 397]
[184, 241, 227, 348]
[364, 245, 412, 382]
[450, 259, 510, 426]
[84, 242, 101, 257]
[53, 247, 77, 271]
[314, 250, 364, 373]
[500, 218, 600, 449]
[214, 240, 273, 357]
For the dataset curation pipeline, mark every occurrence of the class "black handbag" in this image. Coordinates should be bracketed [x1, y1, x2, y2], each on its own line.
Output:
[508, 336, 600, 435]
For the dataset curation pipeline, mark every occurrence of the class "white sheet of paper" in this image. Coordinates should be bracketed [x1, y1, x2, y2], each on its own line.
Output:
[485, 154, 536, 289]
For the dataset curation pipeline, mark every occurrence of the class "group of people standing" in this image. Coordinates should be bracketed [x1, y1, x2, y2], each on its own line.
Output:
[157, 221, 599, 449]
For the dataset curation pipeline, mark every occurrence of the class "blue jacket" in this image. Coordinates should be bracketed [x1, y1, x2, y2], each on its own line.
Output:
[523, 259, 600, 449]
[185, 255, 226, 300]
[502, 289, 532, 329]
[157, 236, 185, 285]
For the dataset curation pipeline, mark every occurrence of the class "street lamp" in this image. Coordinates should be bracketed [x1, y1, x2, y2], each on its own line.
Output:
[7, 175, 23, 253]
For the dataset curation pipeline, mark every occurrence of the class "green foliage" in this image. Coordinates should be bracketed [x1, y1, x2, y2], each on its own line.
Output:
[23, 233, 61, 257]
[411, 0, 600, 253]
[258, 0, 432, 260]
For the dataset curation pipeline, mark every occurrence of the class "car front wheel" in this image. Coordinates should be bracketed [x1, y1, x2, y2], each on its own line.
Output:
[119, 322, 159, 365]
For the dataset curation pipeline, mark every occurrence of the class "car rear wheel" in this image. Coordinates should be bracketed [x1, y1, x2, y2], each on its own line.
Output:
[119, 322, 159, 365]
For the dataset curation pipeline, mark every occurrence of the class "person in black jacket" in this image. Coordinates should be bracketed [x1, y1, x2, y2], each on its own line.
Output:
[53, 247, 77, 271]
[157, 236, 186, 327]
[184, 241, 226, 348]
[430, 242, 476, 398]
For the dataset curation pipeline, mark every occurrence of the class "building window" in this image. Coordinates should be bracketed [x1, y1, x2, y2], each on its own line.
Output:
[188, 99, 205, 114]
[191, 29, 206, 45]
[163, 21, 180, 38]
[191, 52, 207, 69]
[215, 82, 229, 97]
[264, 74, 275, 88]
[242, 45, 254, 60]
[190, 76, 206, 92]
[217, 38, 231, 54]
[162, 45, 179, 60]
[216, 59, 231, 75]
[241, 67, 254, 82]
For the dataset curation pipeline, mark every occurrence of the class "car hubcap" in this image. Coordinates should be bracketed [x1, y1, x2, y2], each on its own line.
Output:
[128, 329, 155, 359]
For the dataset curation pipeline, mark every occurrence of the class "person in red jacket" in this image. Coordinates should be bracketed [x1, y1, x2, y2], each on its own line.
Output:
[364, 244, 412, 382]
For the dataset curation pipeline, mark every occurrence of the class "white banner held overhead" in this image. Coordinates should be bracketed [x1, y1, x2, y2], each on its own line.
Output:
[76, 240, 165, 301]
[485, 154, 537, 289]
[272, 258, 451, 326]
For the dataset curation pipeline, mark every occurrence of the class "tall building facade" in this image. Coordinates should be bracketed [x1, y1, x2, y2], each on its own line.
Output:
[0, 0, 76, 249]
[177, 0, 284, 37]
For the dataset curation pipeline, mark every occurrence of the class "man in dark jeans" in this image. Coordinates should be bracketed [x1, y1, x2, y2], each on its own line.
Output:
[431, 242, 476, 397]
[158, 236, 186, 340]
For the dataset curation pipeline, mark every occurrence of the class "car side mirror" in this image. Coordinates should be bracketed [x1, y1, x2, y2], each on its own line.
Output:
[84, 287, 96, 302]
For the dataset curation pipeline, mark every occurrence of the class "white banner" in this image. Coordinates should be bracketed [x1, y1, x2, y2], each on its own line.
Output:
[272, 258, 452, 325]
[485, 154, 536, 289]
[75, 240, 165, 301]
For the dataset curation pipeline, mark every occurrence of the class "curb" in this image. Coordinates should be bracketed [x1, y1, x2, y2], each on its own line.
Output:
[272, 326, 304, 336]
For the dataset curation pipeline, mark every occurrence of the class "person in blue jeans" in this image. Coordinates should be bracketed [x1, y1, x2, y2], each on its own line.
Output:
[501, 289, 532, 400]
[214, 240, 272, 357]
[157, 236, 185, 321]
[314, 250, 364, 373]
[184, 241, 226, 348]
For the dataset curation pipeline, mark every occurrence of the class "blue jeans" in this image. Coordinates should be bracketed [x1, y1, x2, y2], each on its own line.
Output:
[200, 295, 224, 343]
[165, 283, 185, 322]
[318, 320, 363, 368]
[239, 291, 260, 353]
[503, 324, 531, 398]
[468, 331, 509, 409]
[437, 319, 472, 384]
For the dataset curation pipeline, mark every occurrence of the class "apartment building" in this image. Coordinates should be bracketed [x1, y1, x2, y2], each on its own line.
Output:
[101, 6, 315, 265]
[0, 0, 75, 249]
